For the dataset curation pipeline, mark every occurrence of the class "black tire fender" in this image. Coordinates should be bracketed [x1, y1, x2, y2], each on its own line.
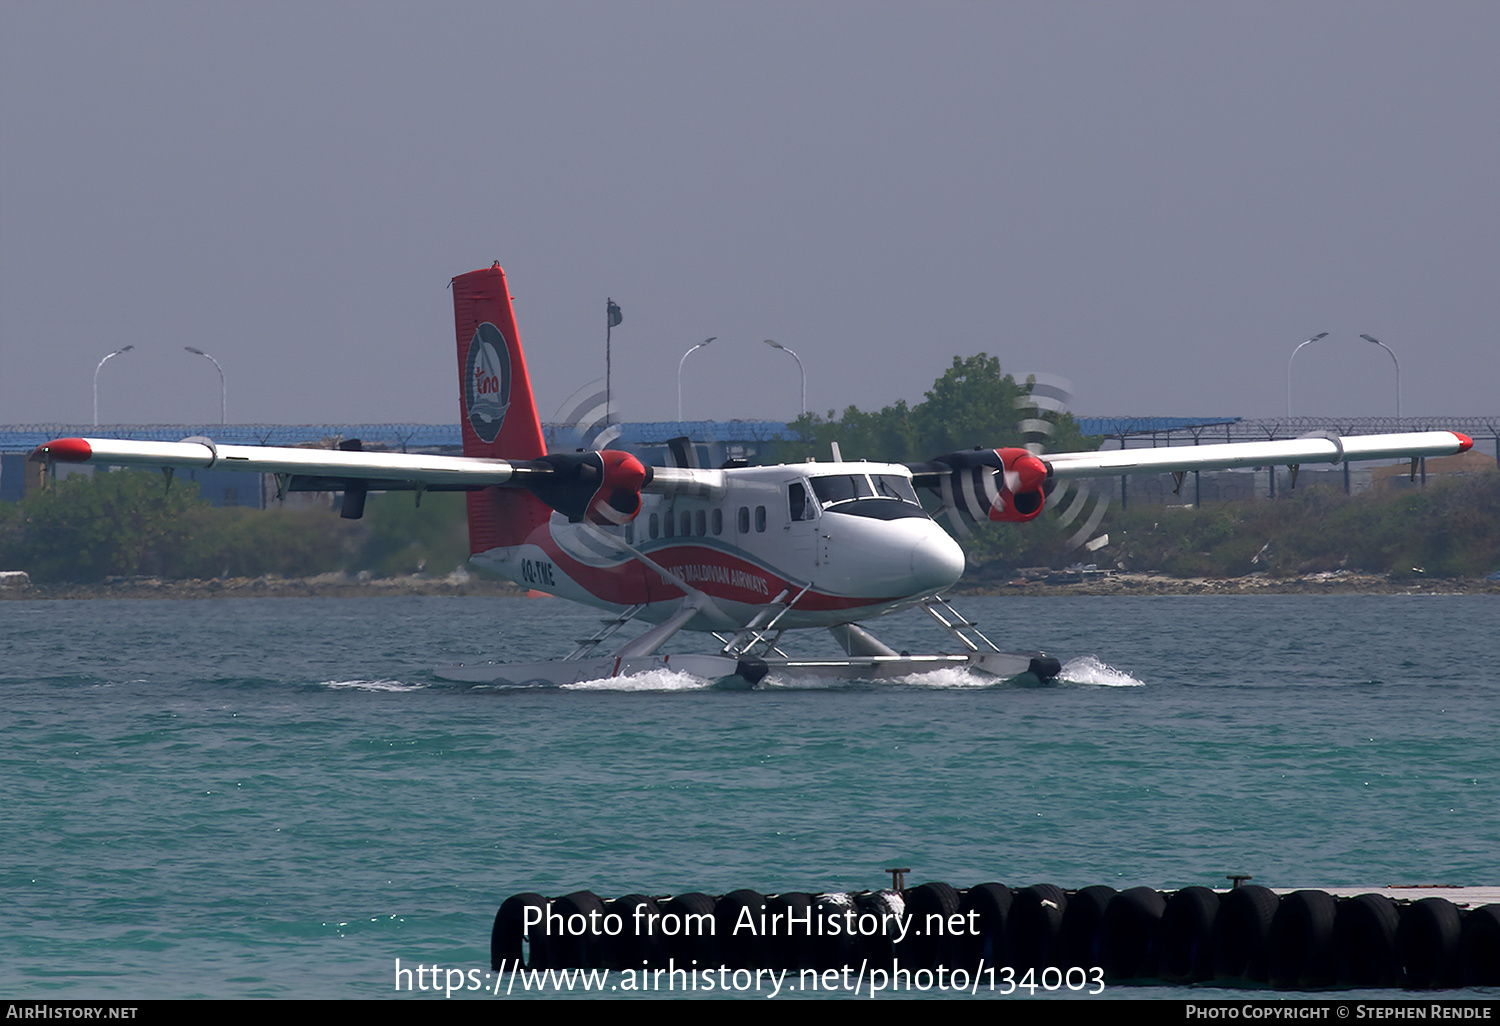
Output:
[1268, 889, 1337, 989]
[1161, 886, 1220, 984]
[716, 889, 770, 970]
[1005, 884, 1069, 972]
[1212, 885, 1279, 983]
[899, 881, 962, 970]
[1332, 892, 1400, 987]
[661, 891, 719, 967]
[959, 882, 1013, 970]
[1398, 896, 1462, 990]
[604, 893, 664, 970]
[1459, 903, 1500, 987]
[547, 890, 608, 969]
[1099, 886, 1165, 982]
[813, 892, 861, 971]
[1060, 885, 1116, 970]
[765, 892, 819, 971]
[492, 892, 548, 970]
[852, 889, 906, 971]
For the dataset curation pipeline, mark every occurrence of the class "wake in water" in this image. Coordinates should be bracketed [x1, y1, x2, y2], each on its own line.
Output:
[546, 658, 1145, 692]
[892, 666, 1001, 689]
[320, 679, 428, 692]
[562, 668, 711, 692]
[1057, 655, 1145, 687]
[888, 658, 1144, 689]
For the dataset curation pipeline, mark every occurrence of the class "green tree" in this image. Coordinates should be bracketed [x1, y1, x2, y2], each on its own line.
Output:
[5, 469, 205, 582]
[1103, 474, 1500, 579]
[781, 353, 1095, 463]
[353, 491, 470, 576]
[165, 504, 366, 579]
[771, 354, 1102, 569]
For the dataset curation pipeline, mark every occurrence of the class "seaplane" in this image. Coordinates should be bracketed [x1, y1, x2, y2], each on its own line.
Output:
[31, 263, 1475, 687]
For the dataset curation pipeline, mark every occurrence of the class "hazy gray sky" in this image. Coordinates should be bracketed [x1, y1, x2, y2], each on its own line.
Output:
[2, 1, 1495, 428]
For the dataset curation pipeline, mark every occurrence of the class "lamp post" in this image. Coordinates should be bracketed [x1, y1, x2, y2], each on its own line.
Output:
[1285, 332, 1328, 417]
[762, 339, 805, 418]
[1359, 334, 1401, 419]
[677, 338, 716, 422]
[93, 346, 135, 426]
[184, 346, 226, 424]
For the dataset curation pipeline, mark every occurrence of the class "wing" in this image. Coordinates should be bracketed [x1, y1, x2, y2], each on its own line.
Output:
[30, 436, 520, 487]
[1042, 430, 1473, 480]
[29, 436, 727, 522]
[907, 431, 1474, 528]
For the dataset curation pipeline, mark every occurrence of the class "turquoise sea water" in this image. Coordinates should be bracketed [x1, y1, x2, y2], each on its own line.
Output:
[2, 594, 1496, 999]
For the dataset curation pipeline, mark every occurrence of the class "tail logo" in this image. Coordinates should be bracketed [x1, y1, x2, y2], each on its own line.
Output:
[465, 322, 512, 443]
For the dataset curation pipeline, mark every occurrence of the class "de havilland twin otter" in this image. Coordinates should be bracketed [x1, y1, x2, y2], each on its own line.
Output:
[32, 264, 1475, 687]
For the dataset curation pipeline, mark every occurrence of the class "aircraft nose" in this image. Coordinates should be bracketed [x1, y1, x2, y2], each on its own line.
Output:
[910, 528, 966, 592]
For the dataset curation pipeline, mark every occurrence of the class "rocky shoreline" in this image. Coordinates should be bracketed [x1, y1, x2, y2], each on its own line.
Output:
[952, 569, 1500, 596]
[0, 569, 526, 600]
[3, 567, 1496, 600]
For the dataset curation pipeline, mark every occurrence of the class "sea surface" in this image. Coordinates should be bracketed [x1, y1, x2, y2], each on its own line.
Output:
[2, 594, 1497, 1000]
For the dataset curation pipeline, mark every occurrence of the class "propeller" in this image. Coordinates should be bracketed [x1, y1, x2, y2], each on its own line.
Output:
[926, 446, 1048, 537]
[551, 378, 620, 452]
[537, 379, 643, 526]
[1012, 373, 1110, 554]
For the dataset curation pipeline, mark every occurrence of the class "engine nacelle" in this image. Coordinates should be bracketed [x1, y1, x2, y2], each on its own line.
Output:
[526, 450, 646, 526]
[934, 447, 1050, 524]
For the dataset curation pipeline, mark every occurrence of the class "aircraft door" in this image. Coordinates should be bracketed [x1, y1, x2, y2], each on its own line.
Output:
[785, 480, 818, 567]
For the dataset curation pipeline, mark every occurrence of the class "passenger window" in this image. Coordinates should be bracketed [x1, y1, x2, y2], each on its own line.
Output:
[680, 511, 691, 538]
[695, 509, 706, 536]
[712, 509, 723, 535]
[755, 505, 767, 532]
[649, 513, 659, 540]
[738, 507, 750, 534]
[664, 511, 675, 538]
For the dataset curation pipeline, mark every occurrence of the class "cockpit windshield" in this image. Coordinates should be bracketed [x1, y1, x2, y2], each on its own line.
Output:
[872, 474, 920, 505]
[810, 472, 925, 519]
[811, 474, 874, 506]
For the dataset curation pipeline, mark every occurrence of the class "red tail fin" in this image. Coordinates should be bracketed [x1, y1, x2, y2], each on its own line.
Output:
[452, 264, 550, 554]
[453, 263, 545, 460]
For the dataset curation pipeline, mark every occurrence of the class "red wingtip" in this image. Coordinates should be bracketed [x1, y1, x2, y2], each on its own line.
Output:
[1454, 432, 1473, 453]
[30, 437, 93, 462]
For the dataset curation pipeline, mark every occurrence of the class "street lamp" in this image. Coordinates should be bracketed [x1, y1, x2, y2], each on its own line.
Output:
[762, 339, 806, 418]
[93, 346, 135, 426]
[184, 346, 226, 424]
[1286, 332, 1329, 417]
[677, 338, 716, 422]
[1359, 334, 1401, 419]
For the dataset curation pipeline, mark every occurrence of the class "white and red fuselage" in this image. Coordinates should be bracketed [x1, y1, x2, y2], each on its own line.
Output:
[476, 460, 968, 633]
